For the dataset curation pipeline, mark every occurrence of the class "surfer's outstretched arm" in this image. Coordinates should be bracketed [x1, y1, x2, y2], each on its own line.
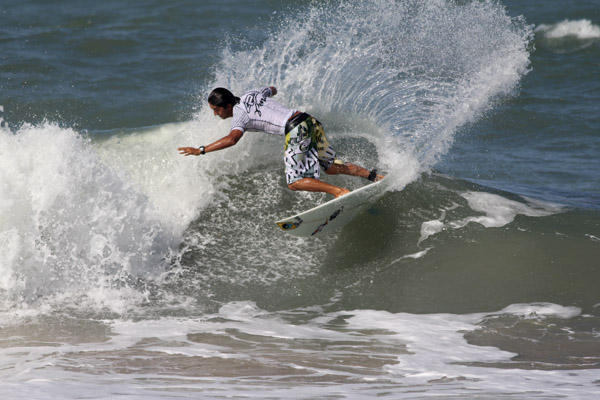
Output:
[178, 129, 243, 156]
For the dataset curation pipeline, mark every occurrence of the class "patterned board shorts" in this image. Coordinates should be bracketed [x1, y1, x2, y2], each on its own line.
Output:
[284, 116, 339, 185]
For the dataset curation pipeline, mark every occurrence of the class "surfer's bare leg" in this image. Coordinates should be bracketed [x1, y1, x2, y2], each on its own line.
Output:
[325, 163, 384, 181]
[288, 178, 350, 198]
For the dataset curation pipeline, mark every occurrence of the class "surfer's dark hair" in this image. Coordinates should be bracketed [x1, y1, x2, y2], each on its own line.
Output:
[208, 88, 240, 108]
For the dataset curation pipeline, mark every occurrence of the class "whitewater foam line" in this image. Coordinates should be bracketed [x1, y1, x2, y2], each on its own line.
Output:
[0, 301, 595, 399]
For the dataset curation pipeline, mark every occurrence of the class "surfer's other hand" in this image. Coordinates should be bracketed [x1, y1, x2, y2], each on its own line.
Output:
[178, 147, 200, 156]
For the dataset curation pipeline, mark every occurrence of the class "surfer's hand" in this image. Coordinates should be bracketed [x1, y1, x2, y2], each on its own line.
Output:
[178, 147, 200, 156]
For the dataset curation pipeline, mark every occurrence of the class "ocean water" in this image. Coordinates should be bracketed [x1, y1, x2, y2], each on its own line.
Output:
[1, 0, 599, 399]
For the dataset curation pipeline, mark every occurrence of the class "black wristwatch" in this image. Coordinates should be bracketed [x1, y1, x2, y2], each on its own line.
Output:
[198, 146, 206, 155]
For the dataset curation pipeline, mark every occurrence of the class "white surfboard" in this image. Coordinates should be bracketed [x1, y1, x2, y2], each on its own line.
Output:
[276, 178, 388, 237]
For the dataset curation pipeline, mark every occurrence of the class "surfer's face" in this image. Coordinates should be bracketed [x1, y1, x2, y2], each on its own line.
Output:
[209, 103, 233, 119]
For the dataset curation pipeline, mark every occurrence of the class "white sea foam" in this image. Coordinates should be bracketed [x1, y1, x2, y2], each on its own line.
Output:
[416, 191, 562, 244]
[536, 19, 600, 39]
[455, 191, 560, 228]
[419, 219, 445, 243]
[497, 302, 581, 319]
[585, 233, 600, 242]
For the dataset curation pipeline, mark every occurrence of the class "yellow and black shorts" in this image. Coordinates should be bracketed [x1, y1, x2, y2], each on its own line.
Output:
[283, 114, 338, 185]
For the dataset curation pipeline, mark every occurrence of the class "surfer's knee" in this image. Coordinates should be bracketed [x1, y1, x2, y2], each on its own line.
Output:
[287, 181, 301, 191]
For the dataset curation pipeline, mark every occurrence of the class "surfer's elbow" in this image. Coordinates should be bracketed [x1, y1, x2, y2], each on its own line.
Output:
[223, 129, 243, 148]
[230, 129, 243, 143]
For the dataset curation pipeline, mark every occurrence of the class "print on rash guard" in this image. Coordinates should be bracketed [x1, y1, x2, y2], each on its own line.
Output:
[230, 87, 296, 136]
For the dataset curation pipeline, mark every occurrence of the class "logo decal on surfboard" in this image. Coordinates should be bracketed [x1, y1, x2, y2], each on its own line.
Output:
[311, 207, 344, 236]
[277, 216, 303, 231]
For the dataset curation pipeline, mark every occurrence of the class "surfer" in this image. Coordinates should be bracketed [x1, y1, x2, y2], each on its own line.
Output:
[178, 87, 383, 198]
